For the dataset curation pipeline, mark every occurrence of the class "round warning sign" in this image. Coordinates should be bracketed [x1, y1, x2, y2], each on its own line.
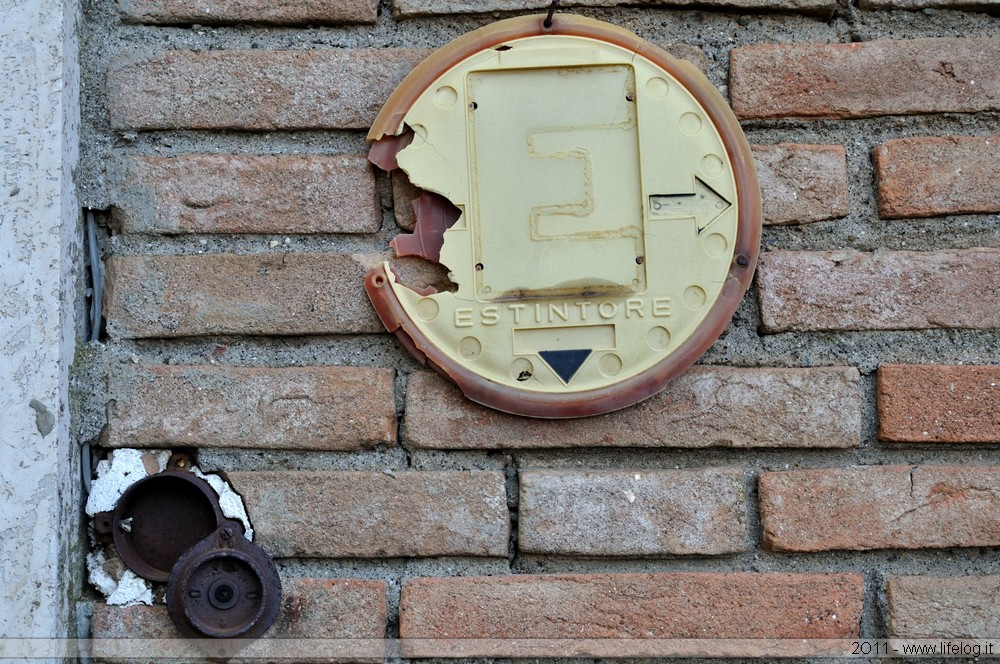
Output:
[365, 14, 761, 418]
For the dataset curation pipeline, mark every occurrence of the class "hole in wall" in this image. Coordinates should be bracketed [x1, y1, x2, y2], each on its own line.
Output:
[84, 209, 110, 343]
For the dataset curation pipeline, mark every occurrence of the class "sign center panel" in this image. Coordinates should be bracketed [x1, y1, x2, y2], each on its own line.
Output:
[468, 65, 645, 301]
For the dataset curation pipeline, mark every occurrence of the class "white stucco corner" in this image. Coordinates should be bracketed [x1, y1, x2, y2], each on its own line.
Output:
[0, 0, 83, 648]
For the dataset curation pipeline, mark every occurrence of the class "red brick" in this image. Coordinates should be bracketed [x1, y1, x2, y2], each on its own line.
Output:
[757, 249, 1000, 333]
[103, 365, 396, 450]
[121, 0, 378, 25]
[227, 471, 509, 558]
[875, 136, 1000, 219]
[887, 575, 1000, 638]
[104, 253, 379, 337]
[90, 578, 387, 662]
[519, 468, 747, 556]
[108, 49, 429, 131]
[760, 465, 1000, 552]
[104, 253, 451, 338]
[113, 154, 379, 235]
[403, 367, 860, 449]
[754, 144, 849, 225]
[400, 573, 863, 657]
[878, 364, 1000, 443]
[394, 0, 835, 17]
[730, 38, 1000, 120]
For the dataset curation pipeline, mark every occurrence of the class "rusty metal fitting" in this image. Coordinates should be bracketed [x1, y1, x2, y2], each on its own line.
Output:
[95, 465, 225, 582]
[166, 521, 282, 650]
[95, 453, 282, 660]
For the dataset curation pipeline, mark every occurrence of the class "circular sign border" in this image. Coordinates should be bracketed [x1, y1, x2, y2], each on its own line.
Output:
[366, 13, 761, 419]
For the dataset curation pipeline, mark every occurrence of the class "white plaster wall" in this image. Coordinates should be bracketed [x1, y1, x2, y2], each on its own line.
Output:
[0, 0, 81, 642]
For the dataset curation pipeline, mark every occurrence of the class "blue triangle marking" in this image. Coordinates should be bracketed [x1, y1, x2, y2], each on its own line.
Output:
[538, 349, 592, 384]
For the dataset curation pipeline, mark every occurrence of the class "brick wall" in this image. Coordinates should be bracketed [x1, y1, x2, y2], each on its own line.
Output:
[77, 0, 1000, 658]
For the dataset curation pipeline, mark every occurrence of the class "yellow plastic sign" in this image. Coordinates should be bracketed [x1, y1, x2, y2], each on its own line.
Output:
[366, 14, 761, 418]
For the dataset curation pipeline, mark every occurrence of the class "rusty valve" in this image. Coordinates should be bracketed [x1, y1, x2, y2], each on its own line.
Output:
[166, 520, 282, 645]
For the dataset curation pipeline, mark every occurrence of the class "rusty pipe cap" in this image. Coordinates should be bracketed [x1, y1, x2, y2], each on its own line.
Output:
[166, 521, 282, 652]
[110, 470, 225, 582]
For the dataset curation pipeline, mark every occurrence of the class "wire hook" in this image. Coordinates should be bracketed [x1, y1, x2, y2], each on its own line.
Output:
[543, 0, 559, 28]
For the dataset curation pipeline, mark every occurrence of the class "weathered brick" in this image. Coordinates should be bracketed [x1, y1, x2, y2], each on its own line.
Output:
[875, 136, 1000, 219]
[519, 468, 747, 556]
[108, 49, 429, 131]
[760, 465, 1000, 552]
[401, 573, 863, 657]
[112, 154, 379, 235]
[754, 144, 849, 225]
[757, 249, 1000, 333]
[877, 364, 1000, 443]
[394, 0, 835, 18]
[120, 0, 378, 25]
[103, 365, 396, 450]
[403, 367, 860, 449]
[392, 170, 419, 231]
[730, 38, 1000, 120]
[228, 471, 509, 558]
[91, 578, 387, 663]
[104, 253, 450, 338]
[104, 253, 380, 337]
[888, 575, 1000, 638]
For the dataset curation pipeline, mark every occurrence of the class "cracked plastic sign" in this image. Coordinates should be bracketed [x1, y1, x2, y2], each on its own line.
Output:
[365, 14, 761, 418]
